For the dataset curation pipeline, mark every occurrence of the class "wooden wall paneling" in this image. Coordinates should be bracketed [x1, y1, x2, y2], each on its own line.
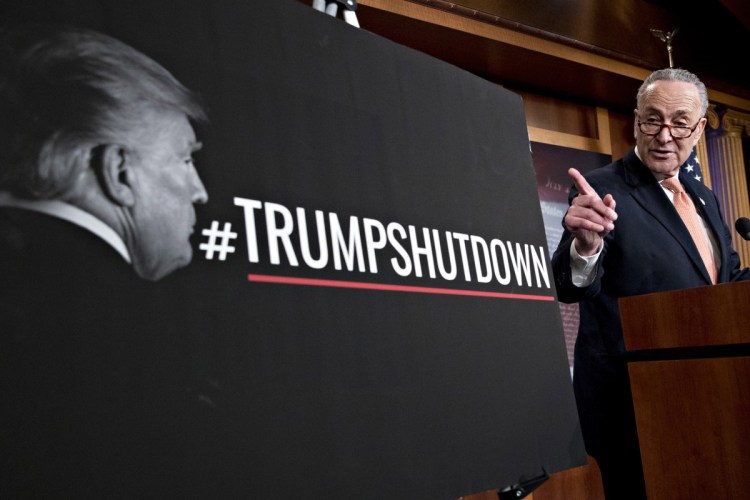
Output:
[520, 91, 613, 154]
[518, 91, 600, 137]
[607, 111, 635, 161]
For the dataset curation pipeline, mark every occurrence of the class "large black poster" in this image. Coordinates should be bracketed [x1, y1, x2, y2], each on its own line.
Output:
[0, 1, 585, 498]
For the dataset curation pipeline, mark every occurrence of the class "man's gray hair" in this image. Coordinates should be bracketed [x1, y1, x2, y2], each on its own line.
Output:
[0, 24, 206, 198]
[636, 68, 709, 117]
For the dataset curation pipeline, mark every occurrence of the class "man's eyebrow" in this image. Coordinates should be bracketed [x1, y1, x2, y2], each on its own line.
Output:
[190, 141, 203, 153]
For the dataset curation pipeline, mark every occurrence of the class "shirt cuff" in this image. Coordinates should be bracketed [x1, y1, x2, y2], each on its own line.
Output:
[570, 240, 601, 287]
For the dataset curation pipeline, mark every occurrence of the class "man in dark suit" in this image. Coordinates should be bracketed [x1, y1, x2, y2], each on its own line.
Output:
[0, 24, 220, 497]
[552, 68, 750, 499]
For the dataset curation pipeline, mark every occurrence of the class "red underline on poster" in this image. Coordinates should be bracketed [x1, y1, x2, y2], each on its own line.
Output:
[247, 274, 555, 301]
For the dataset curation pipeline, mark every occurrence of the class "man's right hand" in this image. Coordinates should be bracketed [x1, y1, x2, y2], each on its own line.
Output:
[563, 168, 617, 256]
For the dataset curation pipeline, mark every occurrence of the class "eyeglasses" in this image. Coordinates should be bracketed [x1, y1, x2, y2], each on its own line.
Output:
[637, 120, 701, 139]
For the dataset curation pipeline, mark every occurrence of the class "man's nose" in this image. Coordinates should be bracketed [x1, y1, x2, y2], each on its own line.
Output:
[656, 124, 675, 142]
[191, 168, 209, 204]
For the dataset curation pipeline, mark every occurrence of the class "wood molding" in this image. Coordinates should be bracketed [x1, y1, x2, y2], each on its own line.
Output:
[528, 107, 612, 154]
[359, 0, 648, 79]
[358, 0, 750, 112]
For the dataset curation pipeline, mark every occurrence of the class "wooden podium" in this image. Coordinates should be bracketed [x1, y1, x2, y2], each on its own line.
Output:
[619, 280, 750, 499]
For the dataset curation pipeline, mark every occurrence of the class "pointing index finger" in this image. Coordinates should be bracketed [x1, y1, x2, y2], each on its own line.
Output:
[568, 167, 599, 199]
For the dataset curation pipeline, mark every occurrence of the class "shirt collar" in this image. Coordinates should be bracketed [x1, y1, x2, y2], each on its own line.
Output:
[0, 191, 131, 263]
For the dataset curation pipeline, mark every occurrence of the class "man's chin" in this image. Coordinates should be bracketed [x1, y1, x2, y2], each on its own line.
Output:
[646, 159, 680, 177]
[132, 252, 193, 282]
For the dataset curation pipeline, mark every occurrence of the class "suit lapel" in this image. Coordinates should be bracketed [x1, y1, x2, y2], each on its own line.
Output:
[622, 151, 711, 284]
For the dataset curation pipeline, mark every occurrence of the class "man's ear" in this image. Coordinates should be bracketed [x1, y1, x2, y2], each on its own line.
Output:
[94, 144, 136, 207]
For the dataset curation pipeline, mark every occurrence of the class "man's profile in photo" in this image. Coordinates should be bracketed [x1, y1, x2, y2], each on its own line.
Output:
[0, 23, 208, 280]
[0, 24, 218, 497]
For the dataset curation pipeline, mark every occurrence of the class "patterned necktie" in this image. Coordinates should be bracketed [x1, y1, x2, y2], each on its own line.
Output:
[661, 177, 717, 284]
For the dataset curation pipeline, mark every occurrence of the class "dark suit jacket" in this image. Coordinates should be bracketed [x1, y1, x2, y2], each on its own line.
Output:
[551, 149, 750, 456]
[0, 207, 233, 499]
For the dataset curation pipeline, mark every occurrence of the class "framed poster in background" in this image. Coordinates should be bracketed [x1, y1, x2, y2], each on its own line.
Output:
[530, 132, 614, 370]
